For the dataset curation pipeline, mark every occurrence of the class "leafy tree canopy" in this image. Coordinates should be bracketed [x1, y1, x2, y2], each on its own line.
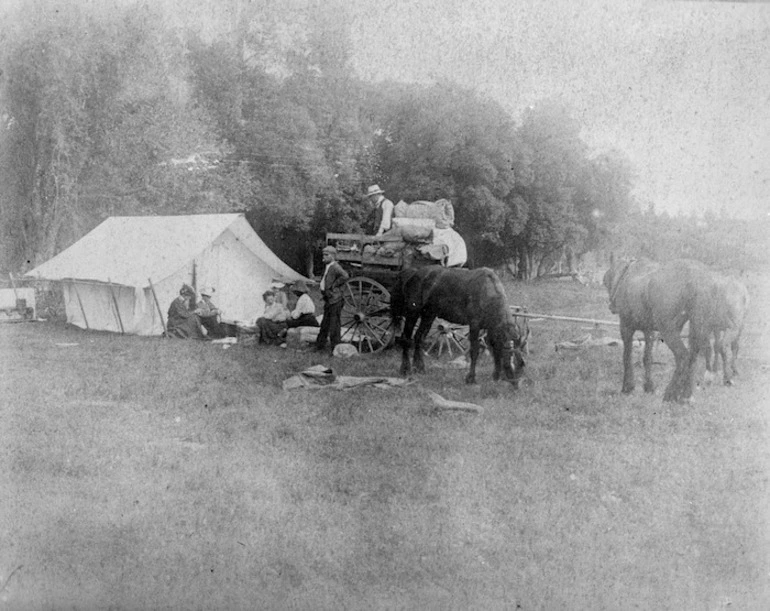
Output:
[0, 0, 691, 278]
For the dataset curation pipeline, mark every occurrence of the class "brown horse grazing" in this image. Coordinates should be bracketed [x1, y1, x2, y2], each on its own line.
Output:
[691, 275, 749, 386]
[391, 266, 526, 386]
[603, 256, 714, 403]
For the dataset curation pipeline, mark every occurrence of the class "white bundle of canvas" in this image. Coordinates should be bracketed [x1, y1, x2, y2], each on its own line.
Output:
[391, 217, 435, 229]
[432, 227, 468, 267]
[381, 225, 433, 243]
[393, 199, 454, 228]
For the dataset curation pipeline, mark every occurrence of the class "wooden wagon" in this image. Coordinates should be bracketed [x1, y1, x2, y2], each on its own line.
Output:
[324, 231, 475, 355]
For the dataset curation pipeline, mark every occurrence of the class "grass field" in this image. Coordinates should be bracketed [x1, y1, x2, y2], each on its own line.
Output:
[1, 272, 769, 610]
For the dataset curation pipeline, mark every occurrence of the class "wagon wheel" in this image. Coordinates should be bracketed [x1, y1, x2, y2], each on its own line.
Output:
[423, 319, 487, 359]
[340, 277, 396, 353]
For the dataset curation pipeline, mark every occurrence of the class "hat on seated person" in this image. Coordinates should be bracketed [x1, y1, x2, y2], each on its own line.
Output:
[270, 280, 286, 289]
[180, 284, 195, 297]
[365, 184, 385, 198]
[292, 279, 309, 294]
[322, 245, 337, 255]
[200, 286, 215, 297]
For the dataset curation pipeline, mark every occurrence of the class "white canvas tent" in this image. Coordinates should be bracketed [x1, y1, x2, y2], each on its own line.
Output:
[26, 214, 307, 336]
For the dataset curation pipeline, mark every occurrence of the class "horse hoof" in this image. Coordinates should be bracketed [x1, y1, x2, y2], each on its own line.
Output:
[622, 387, 634, 395]
[464, 375, 477, 385]
[643, 383, 654, 393]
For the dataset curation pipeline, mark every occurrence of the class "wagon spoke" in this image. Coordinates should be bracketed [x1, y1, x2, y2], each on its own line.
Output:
[446, 333, 464, 356]
[338, 276, 395, 353]
[366, 317, 392, 334]
[343, 283, 357, 308]
[425, 334, 441, 354]
[362, 321, 384, 350]
[422, 319, 485, 360]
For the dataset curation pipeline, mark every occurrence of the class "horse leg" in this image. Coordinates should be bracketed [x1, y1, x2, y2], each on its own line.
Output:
[716, 331, 733, 386]
[412, 315, 435, 374]
[702, 334, 716, 386]
[642, 331, 655, 393]
[662, 322, 698, 403]
[730, 334, 740, 378]
[685, 321, 712, 400]
[620, 324, 636, 394]
[400, 315, 418, 376]
[465, 327, 481, 384]
[492, 334, 502, 381]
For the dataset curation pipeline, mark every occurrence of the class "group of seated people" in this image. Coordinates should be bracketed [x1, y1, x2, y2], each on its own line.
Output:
[165, 279, 319, 345]
[165, 284, 227, 340]
[255, 279, 319, 346]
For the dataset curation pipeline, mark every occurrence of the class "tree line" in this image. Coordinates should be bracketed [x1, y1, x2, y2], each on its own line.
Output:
[0, 1, 758, 279]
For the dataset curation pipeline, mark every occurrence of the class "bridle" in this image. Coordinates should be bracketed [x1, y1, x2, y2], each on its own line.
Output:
[495, 321, 526, 362]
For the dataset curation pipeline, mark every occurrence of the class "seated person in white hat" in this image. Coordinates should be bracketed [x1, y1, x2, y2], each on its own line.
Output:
[364, 184, 394, 236]
[285, 279, 319, 329]
[256, 289, 290, 345]
[196, 286, 228, 339]
[270, 280, 289, 308]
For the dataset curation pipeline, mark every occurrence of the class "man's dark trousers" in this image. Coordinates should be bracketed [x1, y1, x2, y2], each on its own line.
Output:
[316, 299, 343, 350]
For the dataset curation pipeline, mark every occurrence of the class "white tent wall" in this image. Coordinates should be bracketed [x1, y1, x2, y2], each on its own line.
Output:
[63, 282, 154, 335]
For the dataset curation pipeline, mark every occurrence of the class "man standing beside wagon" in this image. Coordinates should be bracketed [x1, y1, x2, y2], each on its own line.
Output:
[314, 245, 349, 353]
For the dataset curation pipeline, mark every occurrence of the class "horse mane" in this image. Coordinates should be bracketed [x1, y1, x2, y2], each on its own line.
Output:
[608, 258, 636, 310]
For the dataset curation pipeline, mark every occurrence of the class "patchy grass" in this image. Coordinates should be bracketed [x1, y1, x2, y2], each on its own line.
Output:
[1, 275, 769, 610]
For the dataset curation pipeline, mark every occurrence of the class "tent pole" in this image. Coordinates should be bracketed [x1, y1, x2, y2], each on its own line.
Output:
[148, 278, 167, 337]
[8, 272, 20, 303]
[71, 282, 90, 330]
[107, 279, 125, 334]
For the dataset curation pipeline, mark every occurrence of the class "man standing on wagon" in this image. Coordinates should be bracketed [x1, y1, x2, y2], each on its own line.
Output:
[365, 184, 394, 236]
[314, 245, 349, 353]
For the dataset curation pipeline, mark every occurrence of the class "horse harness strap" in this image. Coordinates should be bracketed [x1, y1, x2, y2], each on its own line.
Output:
[609, 259, 635, 309]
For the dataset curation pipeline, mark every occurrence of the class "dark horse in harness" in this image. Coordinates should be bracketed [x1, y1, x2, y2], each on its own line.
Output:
[391, 266, 526, 386]
[603, 256, 715, 403]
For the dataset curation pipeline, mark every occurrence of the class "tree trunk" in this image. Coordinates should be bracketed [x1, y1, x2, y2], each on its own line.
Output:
[304, 248, 313, 278]
[517, 244, 529, 280]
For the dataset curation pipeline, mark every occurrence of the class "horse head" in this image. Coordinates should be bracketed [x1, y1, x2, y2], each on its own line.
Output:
[489, 320, 527, 386]
[603, 256, 634, 314]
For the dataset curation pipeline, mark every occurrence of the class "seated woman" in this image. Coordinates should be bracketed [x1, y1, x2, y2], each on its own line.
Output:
[285, 279, 319, 329]
[270, 281, 289, 309]
[166, 284, 205, 339]
[196, 286, 229, 339]
[255, 290, 289, 345]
